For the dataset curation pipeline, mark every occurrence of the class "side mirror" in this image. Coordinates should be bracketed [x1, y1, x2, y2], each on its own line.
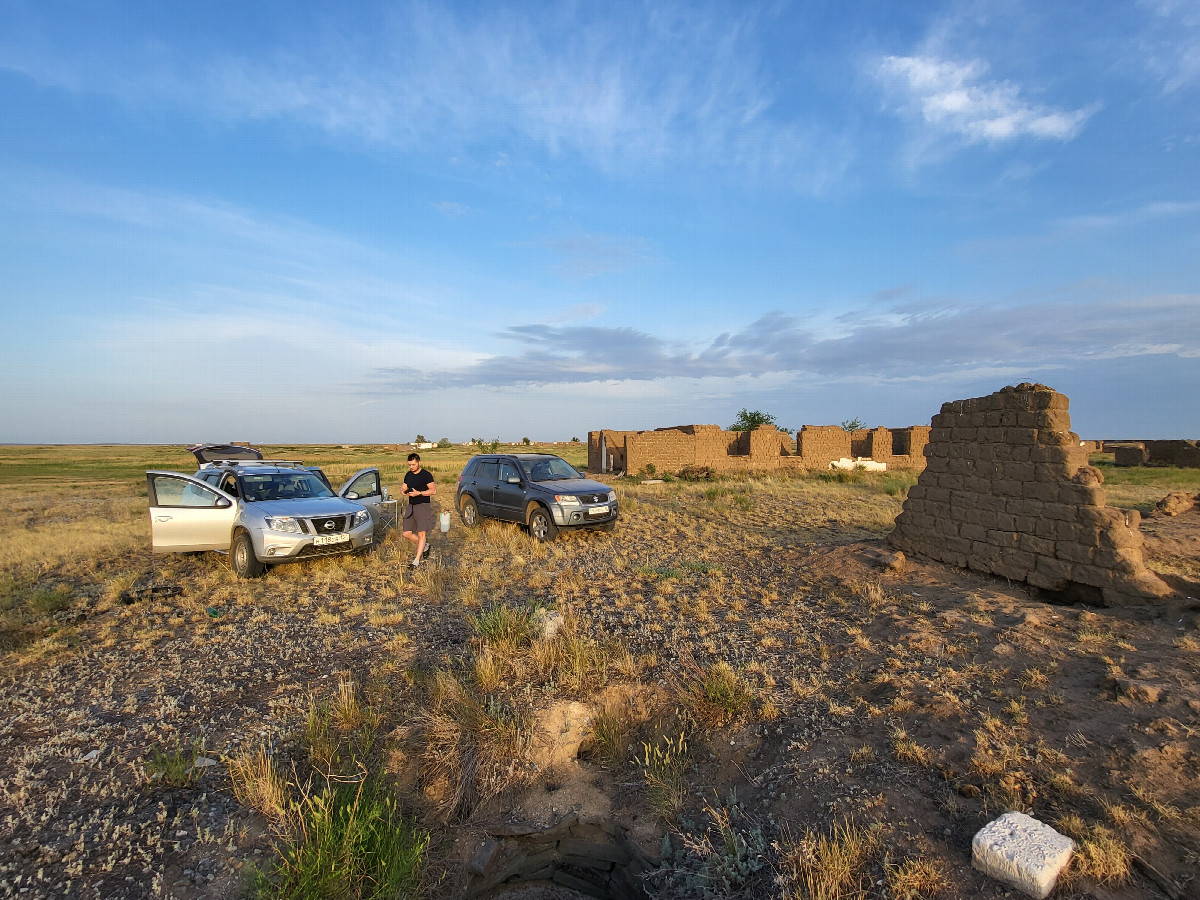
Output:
[507, 476, 521, 484]
[217, 497, 232, 509]
[346, 491, 360, 500]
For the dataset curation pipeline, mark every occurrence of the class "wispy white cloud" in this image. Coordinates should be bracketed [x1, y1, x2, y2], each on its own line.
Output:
[0, 2, 842, 190]
[1139, 0, 1200, 91]
[877, 54, 1094, 147]
[546, 233, 656, 279]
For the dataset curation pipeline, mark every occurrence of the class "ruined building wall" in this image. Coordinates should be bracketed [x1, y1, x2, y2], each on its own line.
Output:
[888, 384, 1170, 605]
[589, 422, 928, 474]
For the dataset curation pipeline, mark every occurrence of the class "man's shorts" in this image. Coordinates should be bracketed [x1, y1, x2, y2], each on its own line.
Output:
[403, 502, 434, 534]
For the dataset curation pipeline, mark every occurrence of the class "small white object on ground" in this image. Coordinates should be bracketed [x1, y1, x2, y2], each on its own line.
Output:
[829, 457, 887, 471]
[972, 811, 1075, 899]
[77, 749, 101, 763]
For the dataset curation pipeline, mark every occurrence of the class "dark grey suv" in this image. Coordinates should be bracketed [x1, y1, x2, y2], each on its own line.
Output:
[455, 453, 618, 541]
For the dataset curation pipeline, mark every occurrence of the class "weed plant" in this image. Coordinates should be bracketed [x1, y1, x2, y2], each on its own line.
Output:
[638, 732, 691, 821]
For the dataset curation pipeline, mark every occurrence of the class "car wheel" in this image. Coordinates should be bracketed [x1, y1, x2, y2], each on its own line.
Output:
[460, 495, 480, 527]
[231, 531, 266, 579]
[528, 506, 558, 542]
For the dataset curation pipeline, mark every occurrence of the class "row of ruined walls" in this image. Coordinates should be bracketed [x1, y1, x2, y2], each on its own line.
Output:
[587, 423, 930, 475]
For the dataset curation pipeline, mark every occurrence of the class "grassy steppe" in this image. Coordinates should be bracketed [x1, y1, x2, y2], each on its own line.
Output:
[1, 445, 1199, 900]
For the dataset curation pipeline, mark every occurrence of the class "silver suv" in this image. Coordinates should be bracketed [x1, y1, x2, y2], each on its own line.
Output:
[146, 445, 396, 578]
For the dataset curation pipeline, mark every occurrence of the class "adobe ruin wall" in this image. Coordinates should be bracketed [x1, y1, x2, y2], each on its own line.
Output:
[588, 422, 929, 475]
[888, 384, 1171, 605]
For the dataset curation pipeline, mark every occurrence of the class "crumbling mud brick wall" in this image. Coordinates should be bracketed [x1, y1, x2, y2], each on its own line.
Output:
[888, 384, 1171, 605]
[1145, 440, 1200, 468]
[590, 423, 928, 474]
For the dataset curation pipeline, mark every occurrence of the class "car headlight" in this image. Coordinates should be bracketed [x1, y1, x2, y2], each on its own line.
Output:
[352, 509, 371, 528]
[607, 491, 617, 502]
[553, 494, 581, 506]
[265, 516, 301, 534]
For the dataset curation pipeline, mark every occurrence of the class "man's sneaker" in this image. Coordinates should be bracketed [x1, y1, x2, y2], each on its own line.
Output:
[408, 560, 419, 569]
[422, 544, 432, 559]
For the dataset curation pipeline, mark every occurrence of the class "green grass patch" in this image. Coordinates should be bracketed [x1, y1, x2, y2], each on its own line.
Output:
[249, 774, 428, 900]
[0, 576, 75, 653]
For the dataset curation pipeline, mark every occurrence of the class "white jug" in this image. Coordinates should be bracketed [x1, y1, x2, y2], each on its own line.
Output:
[439, 511, 451, 533]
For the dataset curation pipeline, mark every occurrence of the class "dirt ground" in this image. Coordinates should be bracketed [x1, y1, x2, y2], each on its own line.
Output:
[2, 472, 1200, 899]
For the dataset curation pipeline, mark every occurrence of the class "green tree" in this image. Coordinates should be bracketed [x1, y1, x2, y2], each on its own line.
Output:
[437, 437, 451, 448]
[729, 409, 776, 431]
[840, 418, 866, 432]
[522, 437, 532, 445]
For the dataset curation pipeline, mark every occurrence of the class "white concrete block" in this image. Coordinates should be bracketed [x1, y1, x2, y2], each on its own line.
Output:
[972, 812, 1076, 899]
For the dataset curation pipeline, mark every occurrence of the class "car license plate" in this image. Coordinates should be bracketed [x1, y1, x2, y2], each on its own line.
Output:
[314, 533, 350, 546]
[587, 505, 609, 517]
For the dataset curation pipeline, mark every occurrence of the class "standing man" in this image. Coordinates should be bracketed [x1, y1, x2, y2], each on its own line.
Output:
[401, 453, 436, 568]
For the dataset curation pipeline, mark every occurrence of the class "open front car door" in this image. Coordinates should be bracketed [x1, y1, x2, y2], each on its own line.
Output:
[146, 472, 238, 552]
[338, 467, 397, 533]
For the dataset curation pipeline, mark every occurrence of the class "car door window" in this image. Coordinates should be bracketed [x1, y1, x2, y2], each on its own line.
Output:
[476, 462, 499, 481]
[498, 462, 520, 483]
[345, 471, 380, 498]
[150, 475, 228, 509]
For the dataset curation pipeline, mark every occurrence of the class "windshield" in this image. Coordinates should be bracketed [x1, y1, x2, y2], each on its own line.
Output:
[524, 457, 581, 482]
[240, 473, 335, 501]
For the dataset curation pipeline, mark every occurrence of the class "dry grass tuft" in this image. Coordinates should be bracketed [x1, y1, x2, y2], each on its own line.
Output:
[229, 746, 290, 825]
[1056, 815, 1133, 885]
[416, 671, 533, 820]
[886, 855, 948, 899]
[776, 819, 880, 900]
[677, 658, 755, 726]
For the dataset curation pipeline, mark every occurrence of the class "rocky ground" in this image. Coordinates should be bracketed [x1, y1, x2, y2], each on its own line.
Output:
[2, 474, 1200, 899]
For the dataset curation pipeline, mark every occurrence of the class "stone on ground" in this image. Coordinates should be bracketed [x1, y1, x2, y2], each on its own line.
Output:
[972, 811, 1075, 899]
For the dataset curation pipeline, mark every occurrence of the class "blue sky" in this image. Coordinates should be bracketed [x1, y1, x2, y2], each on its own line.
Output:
[1, 0, 1197, 443]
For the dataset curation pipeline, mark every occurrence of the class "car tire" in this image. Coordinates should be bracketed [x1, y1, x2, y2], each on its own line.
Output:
[460, 495, 480, 527]
[528, 506, 558, 542]
[231, 531, 266, 579]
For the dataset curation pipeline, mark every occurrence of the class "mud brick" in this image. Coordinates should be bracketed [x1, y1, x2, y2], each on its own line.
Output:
[907, 512, 935, 530]
[1072, 564, 1114, 588]
[977, 494, 1007, 512]
[1019, 533, 1056, 556]
[964, 411, 985, 427]
[992, 444, 1014, 462]
[904, 497, 925, 514]
[1034, 462, 1071, 482]
[1039, 429, 1077, 446]
[994, 479, 1022, 497]
[1033, 517, 1058, 540]
[1006, 462, 1035, 482]
[1077, 506, 1123, 529]
[987, 529, 1020, 547]
[1009, 428, 1038, 445]
[938, 518, 961, 537]
[925, 486, 951, 504]
[948, 457, 974, 475]
[1025, 482, 1060, 503]
[1098, 523, 1142, 550]
[928, 443, 949, 458]
[1094, 547, 1141, 574]
[961, 442, 981, 460]
[996, 512, 1016, 531]
[907, 484, 927, 501]
[999, 410, 1021, 427]
[1010, 445, 1031, 462]
[1055, 521, 1083, 542]
[953, 427, 978, 442]
[992, 560, 1029, 581]
[1017, 410, 1041, 428]
[942, 549, 969, 568]
[929, 427, 951, 442]
[963, 475, 992, 493]
[1056, 542, 1095, 565]
[985, 411, 1003, 427]
[950, 503, 972, 522]
[961, 523, 988, 542]
[962, 507, 983, 526]
[943, 536, 972, 556]
[950, 490, 976, 508]
[971, 542, 1003, 568]
[1058, 483, 1104, 506]
[1031, 391, 1069, 410]
[1041, 502, 1078, 523]
[1011, 516, 1036, 534]
[976, 444, 997, 462]
[978, 509, 1000, 529]
[1030, 556, 1072, 590]
[1020, 499, 1045, 517]
[941, 474, 964, 491]
[998, 546, 1036, 570]
[932, 411, 951, 426]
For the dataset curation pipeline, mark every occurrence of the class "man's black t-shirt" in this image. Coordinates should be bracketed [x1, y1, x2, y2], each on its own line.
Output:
[404, 469, 435, 504]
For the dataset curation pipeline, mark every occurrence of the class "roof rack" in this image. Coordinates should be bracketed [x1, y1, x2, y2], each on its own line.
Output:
[198, 459, 310, 470]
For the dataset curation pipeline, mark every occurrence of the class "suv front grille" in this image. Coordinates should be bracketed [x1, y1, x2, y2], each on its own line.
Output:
[308, 515, 349, 534]
[579, 494, 605, 504]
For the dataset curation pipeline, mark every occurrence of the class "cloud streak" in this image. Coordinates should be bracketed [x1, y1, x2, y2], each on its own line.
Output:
[362, 293, 1200, 392]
